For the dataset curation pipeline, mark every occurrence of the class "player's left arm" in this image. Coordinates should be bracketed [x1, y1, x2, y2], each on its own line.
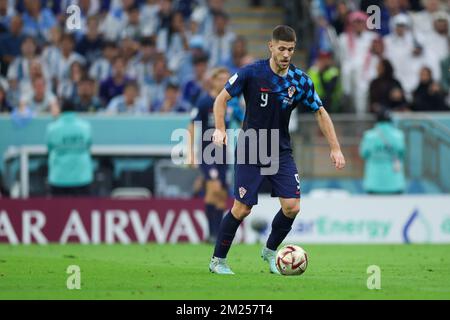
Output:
[315, 107, 346, 170]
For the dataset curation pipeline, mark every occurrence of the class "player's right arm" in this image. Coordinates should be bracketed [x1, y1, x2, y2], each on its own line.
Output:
[212, 89, 232, 146]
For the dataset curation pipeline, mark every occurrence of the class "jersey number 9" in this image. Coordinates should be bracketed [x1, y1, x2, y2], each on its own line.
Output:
[260, 93, 268, 107]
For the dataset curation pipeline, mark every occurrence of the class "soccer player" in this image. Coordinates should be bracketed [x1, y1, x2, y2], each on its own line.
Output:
[187, 67, 244, 243]
[209, 25, 346, 274]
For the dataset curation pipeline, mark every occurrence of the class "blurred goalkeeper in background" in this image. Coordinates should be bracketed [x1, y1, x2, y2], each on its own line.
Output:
[187, 67, 244, 243]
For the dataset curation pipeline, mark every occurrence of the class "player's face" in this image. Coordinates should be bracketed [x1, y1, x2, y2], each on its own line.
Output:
[269, 40, 295, 70]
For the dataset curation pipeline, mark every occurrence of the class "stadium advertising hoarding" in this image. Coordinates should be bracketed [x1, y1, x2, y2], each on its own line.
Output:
[246, 195, 450, 244]
[0, 196, 449, 244]
[0, 199, 243, 244]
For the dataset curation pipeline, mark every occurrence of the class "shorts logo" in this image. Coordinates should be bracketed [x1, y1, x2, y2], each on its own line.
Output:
[288, 86, 296, 98]
[239, 187, 247, 199]
[295, 174, 300, 194]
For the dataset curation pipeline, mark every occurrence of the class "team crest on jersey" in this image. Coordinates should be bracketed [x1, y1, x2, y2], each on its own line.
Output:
[239, 187, 247, 199]
[288, 86, 296, 98]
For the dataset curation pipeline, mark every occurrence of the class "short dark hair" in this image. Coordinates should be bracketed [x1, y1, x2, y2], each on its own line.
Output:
[125, 80, 139, 91]
[140, 36, 155, 47]
[272, 25, 297, 42]
[61, 33, 75, 44]
[103, 41, 117, 50]
[61, 99, 76, 112]
[193, 53, 209, 65]
[213, 10, 229, 21]
[167, 80, 180, 90]
[376, 108, 392, 123]
[80, 76, 95, 84]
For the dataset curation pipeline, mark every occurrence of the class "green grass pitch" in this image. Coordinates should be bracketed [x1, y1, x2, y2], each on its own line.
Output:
[0, 244, 449, 299]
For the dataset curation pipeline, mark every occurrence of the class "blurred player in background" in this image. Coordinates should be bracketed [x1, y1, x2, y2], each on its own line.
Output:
[210, 25, 345, 274]
[187, 67, 243, 243]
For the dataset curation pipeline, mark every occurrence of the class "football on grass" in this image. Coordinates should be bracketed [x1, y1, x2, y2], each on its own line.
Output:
[276, 244, 308, 276]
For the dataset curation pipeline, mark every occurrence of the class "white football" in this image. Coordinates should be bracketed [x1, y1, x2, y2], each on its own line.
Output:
[276, 244, 308, 276]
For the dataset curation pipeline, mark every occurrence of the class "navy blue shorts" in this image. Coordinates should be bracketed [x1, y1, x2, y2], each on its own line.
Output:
[234, 154, 300, 206]
[200, 163, 228, 188]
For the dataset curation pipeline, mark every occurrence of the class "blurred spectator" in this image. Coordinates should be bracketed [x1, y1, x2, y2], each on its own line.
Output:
[224, 36, 254, 75]
[206, 11, 236, 67]
[411, 66, 449, 111]
[152, 81, 189, 112]
[157, 10, 190, 72]
[338, 11, 377, 114]
[140, 0, 159, 36]
[19, 76, 60, 116]
[99, 56, 132, 104]
[0, 0, 16, 32]
[73, 76, 103, 112]
[332, 0, 350, 35]
[141, 54, 170, 110]
[58, 61, 85, 100]
[99, 0, 136, 40]
[181, 53, 208, 109]
[0, 15, 25, 76]
[106, 80, 148, 114]
[6, 35, 38, 84]
[176, 35, 208, 84]
[309, 0, 343, 58]
[175, 0, 197, 19]
[21, 0, 56, 44]
[75, 15, 104, 65]
[364, 37, 386, 89]
[6, 36, 41, 105]
[359, 108, 406, 194]
[411, 0, 443, 37]
[384, 13, 426, 99]
[41, 25, 62, 86]
[52, 33, 86, 83]
[369, 59, 408, 113]
[156, 0, 175, 33]
[20, 58, 52, 96]
[309, 15, 338, 67]
[421, 11, 449, 82]
[119, 36, 139, 67]
[0, 81, 12, 112]
[89, 41, 118, 82]
[121, 3, 142, 40]
[191, 0, 225, 37]
[308, 51, 342, 113]
[128, 36, 157, 85]
[46, 98, 93, 197]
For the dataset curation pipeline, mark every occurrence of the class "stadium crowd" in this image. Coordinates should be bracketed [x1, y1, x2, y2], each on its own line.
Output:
[0, 0, 251, 117]
[0, 0, 448, 118]
[309, 0, 449, 114]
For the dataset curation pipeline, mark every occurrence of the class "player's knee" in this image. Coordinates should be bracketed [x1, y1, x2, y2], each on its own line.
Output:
[231, 202, 252, 220]
[283, 202, 300, 219]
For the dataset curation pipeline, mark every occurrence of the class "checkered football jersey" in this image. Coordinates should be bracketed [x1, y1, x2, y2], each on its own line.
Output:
[224, 59, 323, 156]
